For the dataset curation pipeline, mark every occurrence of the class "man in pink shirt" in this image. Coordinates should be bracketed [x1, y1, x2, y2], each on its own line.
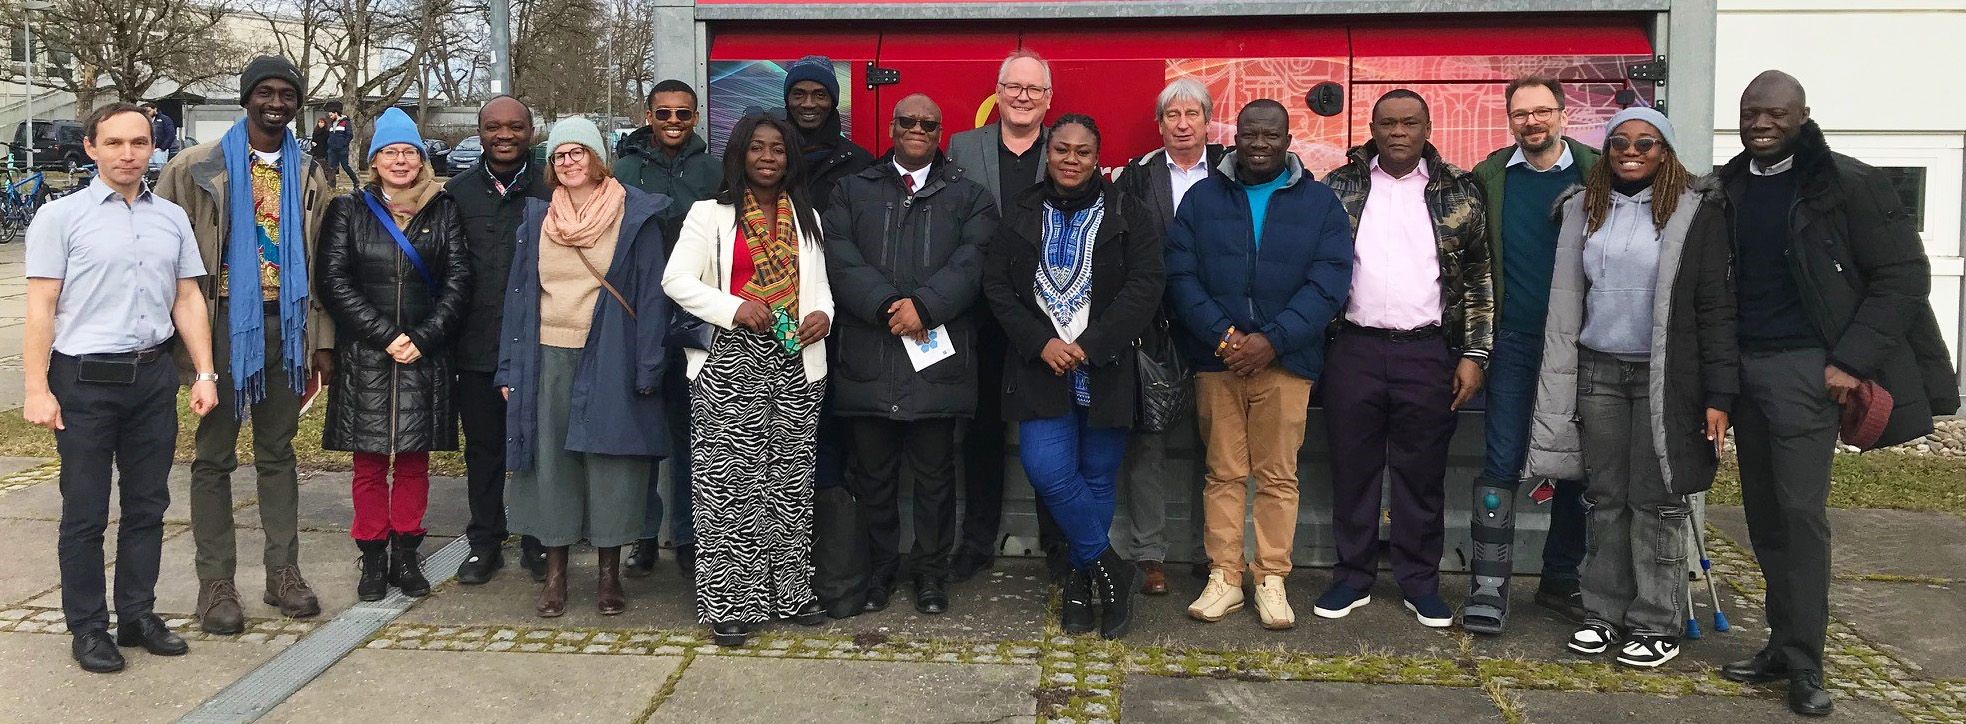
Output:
[1315, 89, 1494, 629]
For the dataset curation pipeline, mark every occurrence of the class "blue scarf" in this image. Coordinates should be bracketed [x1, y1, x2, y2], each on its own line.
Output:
[1034, 197, 1103, 407]
[220, 118, 309, 417]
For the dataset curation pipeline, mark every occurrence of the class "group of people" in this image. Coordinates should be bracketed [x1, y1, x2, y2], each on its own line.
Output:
[23, 50, 1954, 720]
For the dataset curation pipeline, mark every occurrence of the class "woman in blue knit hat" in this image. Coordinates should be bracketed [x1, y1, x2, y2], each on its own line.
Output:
[1525, 106, 1738, 668]
[316, 107, 472, 601]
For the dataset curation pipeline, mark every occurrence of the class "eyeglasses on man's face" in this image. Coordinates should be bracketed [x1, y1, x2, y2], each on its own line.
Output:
[998, 82, 1051, 100]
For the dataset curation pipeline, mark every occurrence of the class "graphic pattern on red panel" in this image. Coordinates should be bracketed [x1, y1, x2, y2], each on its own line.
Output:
[1168, 58, 1352, 172]
[1349, 53, 1654, 83]
[1348, 56, 1656, 170]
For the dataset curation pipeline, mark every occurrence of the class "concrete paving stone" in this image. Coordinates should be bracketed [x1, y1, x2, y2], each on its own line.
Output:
[1122, 676, 1501, 723]
[1128, 568, 1466, 659]
[0, 465, 194, 524]
[1708, 506, 1966, 581]
[804, 558, 1053, 642]
[286, 471, 471, 536]
[0, 630, 279, 723]
[1511, 689, 1906, 723]
[396, 542, 703, 631]
[0, 456, 51, 479]
[0, 517, 139, 609]
[262, 648, 681, 723]
[650, 656, 1037, 723]
[1828, 580, 1966, 679]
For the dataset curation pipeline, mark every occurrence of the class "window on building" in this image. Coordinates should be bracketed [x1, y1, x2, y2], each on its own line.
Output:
[1879, 166, 1927, 233]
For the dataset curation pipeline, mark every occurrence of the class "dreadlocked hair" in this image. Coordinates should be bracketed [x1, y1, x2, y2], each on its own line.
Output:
[1583, 144, 1692, 234]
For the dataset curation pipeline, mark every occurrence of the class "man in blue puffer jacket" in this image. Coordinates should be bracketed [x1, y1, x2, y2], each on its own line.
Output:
[1164, 99, 1353, 631]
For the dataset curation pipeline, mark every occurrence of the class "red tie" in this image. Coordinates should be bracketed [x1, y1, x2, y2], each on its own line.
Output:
[903, 174, 916, 194]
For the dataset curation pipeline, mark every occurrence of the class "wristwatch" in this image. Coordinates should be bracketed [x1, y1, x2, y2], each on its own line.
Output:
[194, 372, 221, 383]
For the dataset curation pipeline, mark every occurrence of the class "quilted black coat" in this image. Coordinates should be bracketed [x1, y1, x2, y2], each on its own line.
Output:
[316, 186, 472, 454]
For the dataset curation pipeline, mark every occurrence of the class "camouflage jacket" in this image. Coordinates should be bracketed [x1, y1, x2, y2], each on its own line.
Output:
[1322, 142, 1494, 362]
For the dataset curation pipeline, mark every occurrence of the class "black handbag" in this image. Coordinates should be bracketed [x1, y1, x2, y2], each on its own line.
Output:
[668, 313, 715, 351]
[1134, 312, 1191, 433]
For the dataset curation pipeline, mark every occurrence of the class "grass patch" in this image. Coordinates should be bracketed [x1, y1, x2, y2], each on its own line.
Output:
[1707, 450, 1966, 515]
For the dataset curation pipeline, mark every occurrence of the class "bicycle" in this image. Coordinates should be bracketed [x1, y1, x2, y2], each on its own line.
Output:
[0, 144, 51, 244]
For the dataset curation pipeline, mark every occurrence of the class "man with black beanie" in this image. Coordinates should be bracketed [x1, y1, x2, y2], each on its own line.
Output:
[782, 55, 874, 212]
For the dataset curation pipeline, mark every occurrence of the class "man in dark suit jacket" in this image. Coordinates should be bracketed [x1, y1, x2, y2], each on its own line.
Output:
[1111, 77, 1226, 595]
[944, 49, 1058, 583]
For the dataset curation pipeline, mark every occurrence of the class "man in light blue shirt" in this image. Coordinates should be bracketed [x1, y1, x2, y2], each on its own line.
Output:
[22, 103, 218, 674]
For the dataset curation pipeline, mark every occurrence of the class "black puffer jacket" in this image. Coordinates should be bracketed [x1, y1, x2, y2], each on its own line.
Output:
[823, 153, 998, 419]
[316, 186, 472, 453]
[445, 162, 549, 373]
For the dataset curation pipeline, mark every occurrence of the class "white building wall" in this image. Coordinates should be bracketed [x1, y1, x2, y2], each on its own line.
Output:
[1714, 0, 1966, 388]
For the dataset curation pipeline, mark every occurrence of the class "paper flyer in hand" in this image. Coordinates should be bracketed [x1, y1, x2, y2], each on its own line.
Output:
[904, 325, 956, 372]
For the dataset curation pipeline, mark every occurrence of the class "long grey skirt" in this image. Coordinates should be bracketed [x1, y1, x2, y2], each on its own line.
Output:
[508, 345, 652, 548]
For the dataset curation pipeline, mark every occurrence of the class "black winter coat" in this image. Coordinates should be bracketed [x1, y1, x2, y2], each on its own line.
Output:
[316, 187, 472, 453]
[823, 154, 998, 419]
[1709, 122, 1959, 445]
[445, 162, 550, 372]
[984, 182, 1165, 429]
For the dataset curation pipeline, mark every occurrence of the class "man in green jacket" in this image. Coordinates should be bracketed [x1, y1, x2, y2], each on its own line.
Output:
[1461, 76, 1599, 636]
[612, 78, 721, 578]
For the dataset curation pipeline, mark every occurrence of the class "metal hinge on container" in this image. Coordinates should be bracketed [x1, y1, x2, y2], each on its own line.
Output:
[1628, 56, 1667, 84]
[866, 63, 900, 88]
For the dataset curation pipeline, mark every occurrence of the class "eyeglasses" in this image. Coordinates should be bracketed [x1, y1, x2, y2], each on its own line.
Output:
[651, 107, 695, 122]
[551, 148, 590, 165]
[1508, 107, 1561, 124]
[998, 82, 1051, 99]
[893, 117, 942, 133]
[374, 147, 420, 162]
[1607, 136, 1662, 153]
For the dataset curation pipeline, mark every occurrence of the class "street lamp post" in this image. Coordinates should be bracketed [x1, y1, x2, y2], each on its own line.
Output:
[20, 0, 49, 161]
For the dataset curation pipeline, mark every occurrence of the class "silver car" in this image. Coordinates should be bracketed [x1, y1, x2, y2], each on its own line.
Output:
[448, 136, 483, 173]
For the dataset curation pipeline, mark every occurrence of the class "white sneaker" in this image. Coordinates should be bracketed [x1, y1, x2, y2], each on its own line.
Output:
[1615, 636, 1681, 668]
[1567, 622, 1620, 656]
[1254, 575, 1295, 630]
[1187, 570, 1244, 622]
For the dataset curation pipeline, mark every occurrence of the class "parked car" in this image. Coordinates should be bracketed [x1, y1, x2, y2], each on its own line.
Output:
[446, 135, 482, 174]
[424, 138, 451, 171]
[10, 120, 86, 171]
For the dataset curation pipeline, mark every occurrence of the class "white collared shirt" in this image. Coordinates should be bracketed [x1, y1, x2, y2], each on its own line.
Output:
[1166, 150, 1211, 210]
[1506, 142, 1576, 173]
[894, 160, 931, 193]
[1749, 155, 1795, 176]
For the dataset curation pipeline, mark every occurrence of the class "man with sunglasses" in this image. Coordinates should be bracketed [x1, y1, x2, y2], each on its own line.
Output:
[947, 48, 1066, 585]
[820, 94, 997, 617]
[614, 78, 722, 579]
[1459, 75, 1599, 636]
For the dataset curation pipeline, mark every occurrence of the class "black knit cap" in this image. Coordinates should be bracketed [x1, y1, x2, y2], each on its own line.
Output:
[239, 55, 305, 106]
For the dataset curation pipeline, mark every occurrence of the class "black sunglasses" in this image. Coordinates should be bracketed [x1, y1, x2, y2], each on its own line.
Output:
[894, 117, 942, 133]
[651, 108, 696, 122]
[1607, 136, 1661, 153]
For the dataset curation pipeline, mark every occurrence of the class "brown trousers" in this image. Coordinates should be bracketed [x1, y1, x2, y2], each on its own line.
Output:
[1196, 367, 1313, 583]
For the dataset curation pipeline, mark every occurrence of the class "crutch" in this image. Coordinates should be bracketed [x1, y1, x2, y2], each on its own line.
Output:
[1694, 512, 1731, 633]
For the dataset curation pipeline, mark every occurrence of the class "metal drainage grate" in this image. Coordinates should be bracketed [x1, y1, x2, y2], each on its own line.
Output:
[178, 536, 474, 724]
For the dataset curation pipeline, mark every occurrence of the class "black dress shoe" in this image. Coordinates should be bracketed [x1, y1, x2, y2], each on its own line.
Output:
[949, 552, 993, 583]
[520, 537, 547, 582]
[863, 577, 894, 613]
[1788, 670, 1834, 716]
[711, 621, 749, 647]
[913, 576, 949, 615]
[455, 545, 503, 585]
[1534, 580, 1588, 624]
[1720, 651, 1790, 684]
[793, 600, 827, 626]
[823, 595, 863, 620]
[72, 630, 125, 673]
[624, 538, 659, 578]
[115, 614, 188, 656]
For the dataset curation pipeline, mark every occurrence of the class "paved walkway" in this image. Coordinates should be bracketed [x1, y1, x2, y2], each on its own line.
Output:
[0, 459, 1960, 722]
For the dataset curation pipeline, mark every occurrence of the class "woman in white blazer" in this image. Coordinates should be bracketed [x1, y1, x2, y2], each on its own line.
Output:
[662, 114, 834, 648]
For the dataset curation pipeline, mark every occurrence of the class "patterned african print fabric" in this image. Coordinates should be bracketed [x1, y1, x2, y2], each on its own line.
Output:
[737, 190, 800, 314]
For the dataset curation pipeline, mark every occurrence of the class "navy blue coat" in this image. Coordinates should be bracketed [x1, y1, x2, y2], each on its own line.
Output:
[1164, 152, 1354, 381]
[496, 188, 673, 471]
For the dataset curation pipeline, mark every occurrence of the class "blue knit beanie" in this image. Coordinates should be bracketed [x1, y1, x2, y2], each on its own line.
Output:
[1603, 106, 1677, 150]
[545, 116, 610, 164]
[784, 55, 840, 101]
[366, 107, 424, 161]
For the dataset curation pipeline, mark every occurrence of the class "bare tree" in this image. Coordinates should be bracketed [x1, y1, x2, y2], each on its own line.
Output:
[243, 0, 333, 110]
[0, 0, 244, 116]
[510, 0, 605, 121]
[317, 0, 449, 159]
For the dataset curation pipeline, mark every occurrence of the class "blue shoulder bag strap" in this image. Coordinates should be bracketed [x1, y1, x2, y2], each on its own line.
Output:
[361, 191, 440, 298]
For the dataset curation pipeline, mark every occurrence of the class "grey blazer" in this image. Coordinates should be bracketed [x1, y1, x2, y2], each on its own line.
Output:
[948, 123, 1048, 208]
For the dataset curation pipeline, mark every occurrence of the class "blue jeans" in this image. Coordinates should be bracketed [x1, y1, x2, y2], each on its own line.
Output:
[1018, 407, 1128, 570]
[1482, 327, 1585, 582]
[640, 355, 695, 543]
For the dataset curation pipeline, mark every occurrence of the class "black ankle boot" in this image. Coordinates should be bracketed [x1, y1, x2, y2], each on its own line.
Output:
[624, 538, 658, 578]
[1061, 569, 1095, 635]
[356, 539, 389, 601]
[388, 533, 431, 597]
[1088, 548, 1136, 639]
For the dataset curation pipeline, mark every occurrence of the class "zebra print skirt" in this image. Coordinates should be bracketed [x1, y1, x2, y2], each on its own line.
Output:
[690, 327, 826, 624]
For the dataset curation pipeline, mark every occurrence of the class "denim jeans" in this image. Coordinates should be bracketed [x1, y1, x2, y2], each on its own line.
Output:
[1483, 327, 1586, 582]
[1577, 350, 1689, 637]
[1018, 407, 1128, 569]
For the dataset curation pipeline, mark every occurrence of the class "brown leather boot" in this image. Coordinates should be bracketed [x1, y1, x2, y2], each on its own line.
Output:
[536, 546, 569, 618]
[596, 546, 626, 615]
[196, 579, 245, 634]
[264, 566, 322, 618]
[1137, 561, 1169, 595]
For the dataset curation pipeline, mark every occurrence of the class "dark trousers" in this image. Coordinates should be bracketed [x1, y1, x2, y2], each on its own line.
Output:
[959, 318, 1065, 562]
[1735, 347, 1837, 673]
[457, 370, 508, 546]
[1480, 327, 1587, 582]
[847, 417, 960, 580]
[324, 148, 357, 186]
[639, 354, 695, 543]
[50, 353, 176, 633]
[1323, 328, 1459, 598]
[191, 309, 301, 581]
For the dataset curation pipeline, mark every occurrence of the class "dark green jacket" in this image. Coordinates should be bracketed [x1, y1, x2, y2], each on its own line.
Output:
[1470, 137, 1599, 321]
[613, 129, 722, 249]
